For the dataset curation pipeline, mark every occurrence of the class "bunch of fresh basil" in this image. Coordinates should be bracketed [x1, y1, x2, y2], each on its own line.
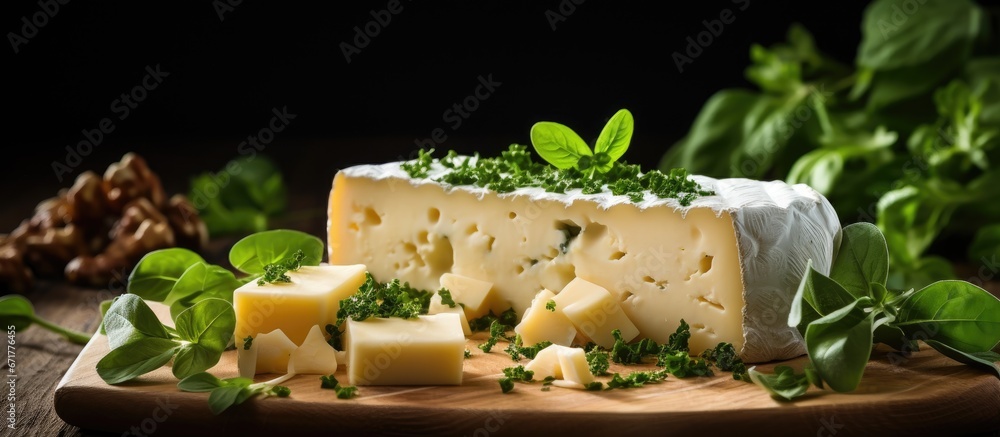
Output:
[661, 0, 1000, 289]
[189, 156, 287, 236]
[750, 223, 1000, 400]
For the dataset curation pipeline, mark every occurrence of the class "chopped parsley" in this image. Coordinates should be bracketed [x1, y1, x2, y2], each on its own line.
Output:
[242, 335, 253, 351]
[336, 273, 433, 324]
[585, 348, 610, 376]
[478, 320, 510, 353]
[610, 329, 660, 365]
[256, 249, 306, 286]
[584, 381, 604, 391]
[464, 348, 472, 359]
[499, 377, 515, 394]
[468, 308, 517, 332]
[271, 386, 291, 397]
[325, 323, 343, 350]
[320, 374, 358, 399]
[657, 350, 714, 378]
[438, 288, 457, 308]
[605, 369, 669, 389]
[498, 365, 535, 394]
[700, 342, 751, 382]
[400, 145, 713, 207]
[504, 336, 552, 361]
[545, 300, 556, 312]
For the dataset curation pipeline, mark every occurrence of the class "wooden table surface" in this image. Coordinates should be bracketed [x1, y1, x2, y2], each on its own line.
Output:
[3, 146, 1000, 436]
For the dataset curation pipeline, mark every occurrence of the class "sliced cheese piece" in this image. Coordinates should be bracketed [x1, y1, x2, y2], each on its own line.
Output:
[553, 278, 639, 348]
[289, 325, 339, 375]
[328, 159, 841, 362]
[237, 336, 258, 378]
[234, 264, 367, 346]
[253, 329, 297, 374]
[439, 273, 498, 319]
[556, 347, 594, 386]
[514, 289, 576, 347]
[344, 313, 464, 386]
[524, 344, 569, 380]
[428, 292, 472, 336]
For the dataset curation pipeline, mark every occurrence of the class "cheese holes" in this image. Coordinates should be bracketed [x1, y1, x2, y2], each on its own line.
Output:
[428, 207, 441, 223]
[620, 290, 634, 303]
[699, 255, 714, 274]
[643, 275, 668, 290]
[364, 207, 382, 225]
[696, 296, 724, 312]
[508, 211, 517, 220]
[609, 251, 626, 261]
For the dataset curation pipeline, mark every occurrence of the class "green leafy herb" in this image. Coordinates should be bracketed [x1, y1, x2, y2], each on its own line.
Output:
[498, 365, 535, 394]
[336, 273, 432, 324]
[605, 369, 669, 389]
[464, 348, 472, 359]
[754, 223, 1000, 401]
[585, 348, 610, 376]
[229, 230, 324, 276]
[439, 288, 457, 308]
[700, 342, 750, 381]
[189, 155, 287, 236]
[664, 319, 692, 353]
[610, 329, 660, 365]
[584, 381, 604, 391]
[97, 295, 235, 384]
[0, 295, 92, 345]
[468, 308, 518, 332]
[319, 374, 359, 399]
[663, 0, 999, 291]
[498, 377, 515, 394]
[401, 143, 713, 207]
[478, 320, 510, 353]
[545, 300, 556, 312]
[178, 371, 293, 414]
[243, 336, 253, 351]
[656, 350, 714, 378]
[504, 336, 552, 362]
[257, 249, 307, 286]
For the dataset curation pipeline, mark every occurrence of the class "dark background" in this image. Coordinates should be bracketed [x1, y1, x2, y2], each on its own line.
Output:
[2, 0, 937, 230]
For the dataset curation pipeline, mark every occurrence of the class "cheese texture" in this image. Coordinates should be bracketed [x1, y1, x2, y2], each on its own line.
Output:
[514, 289, 577, 347]
[234, 264, 366, 346]
[344, 313, 465, 386]
[552, 277, 639, 348]
[288, 325, 339, 375]
[439, 273, 500, 319]
[328, 161, 840, 362]
[428, 292, 472, 336]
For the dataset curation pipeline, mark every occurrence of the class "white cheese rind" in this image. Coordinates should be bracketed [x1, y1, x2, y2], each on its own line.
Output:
[329, 161, 840, 362]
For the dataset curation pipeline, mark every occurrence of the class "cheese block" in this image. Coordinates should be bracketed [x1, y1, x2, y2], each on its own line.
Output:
[428, 292, 472, 336]
[551, 277, 639, 348]
[344, 313, 465, 386]
[328, 160, 840, 362]
[234, 264, 366, 346]
[288, 325, 339, 375]
[514, 289, 577, 347]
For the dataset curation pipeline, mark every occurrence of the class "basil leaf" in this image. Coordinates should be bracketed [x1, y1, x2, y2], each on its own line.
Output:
[893, 280, 1000, 353]
[167, 263, 241, 304]
[876, 186, 954, 267]
[178, 372, 224, 392]
[127, 248, 206, 302]
[529, 121, 592, 170]
[829, 222, 889, 297]
[103, 294, 172, 350]
[789, 261, 858, 336]
[229, 229, 324, 275]
[0, 295, 34, 331]
[748, 365, 810, 401]
[872, 324, 916, 352]
[175, 298, 236, 353]
[208, 385, 246, 415]
[925, 340, 1000, 378]
[660, 90, 768, 178]
[805, 299, 875, 393]
[785, 149, 843, 195]
[594, 109, 633, 168]
[172, 343, 221, 380]
[857, 0, 982, 70]
[96, 337, 179, 385]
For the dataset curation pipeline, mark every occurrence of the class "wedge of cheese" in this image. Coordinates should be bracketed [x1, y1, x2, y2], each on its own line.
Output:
[328, 161, 840, 362]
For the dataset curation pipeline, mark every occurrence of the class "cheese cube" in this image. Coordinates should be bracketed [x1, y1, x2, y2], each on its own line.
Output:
[253, 329, 297, 374]
[439, 273, 498, 319]
[514, 289, 576, 346]
[557, 347, 594, 386]
[328, 158, 841, 362]
[524, 344, 568, 380]
[428, 293, 471, 336]
[553, 278, 639, 348]
[344, 313, 464, 386]
[234, 264, 366, 346]
[289, 325, 339, 375]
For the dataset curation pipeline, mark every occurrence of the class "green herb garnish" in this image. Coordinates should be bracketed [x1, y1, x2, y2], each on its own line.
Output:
[700, 342, 750, 381]
[504, 336, 552, 361]
[189, 155, 286, 236]
[402, 121, 713, 206]
[336, 273, 432, 324]
[439, 288, 458, 308]
[319, 374, 359, 399]
[585, 347, 610, 376]
[256, 249, 306, 286]
[469, 308, 517, 332]
[545, 300, 556, 312]
[752, 223, 1000, 401]
[242, 335, 253, 351]
[498, 365, 535, 393]
[178, 372, 293, 414]
[605, 369, 669, 389]
[0, 295, 92, 345]
[97, 295, 236, 384]
[609, 329, 660, 365]
[464, 348, 472, 359]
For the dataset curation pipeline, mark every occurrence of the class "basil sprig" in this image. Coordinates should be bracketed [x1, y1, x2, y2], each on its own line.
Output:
[752, 222, 1000, 400]
[530, 109, 634, 175]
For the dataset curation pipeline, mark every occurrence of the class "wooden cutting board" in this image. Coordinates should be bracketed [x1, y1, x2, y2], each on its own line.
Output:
[54, 303, 1000, 437]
